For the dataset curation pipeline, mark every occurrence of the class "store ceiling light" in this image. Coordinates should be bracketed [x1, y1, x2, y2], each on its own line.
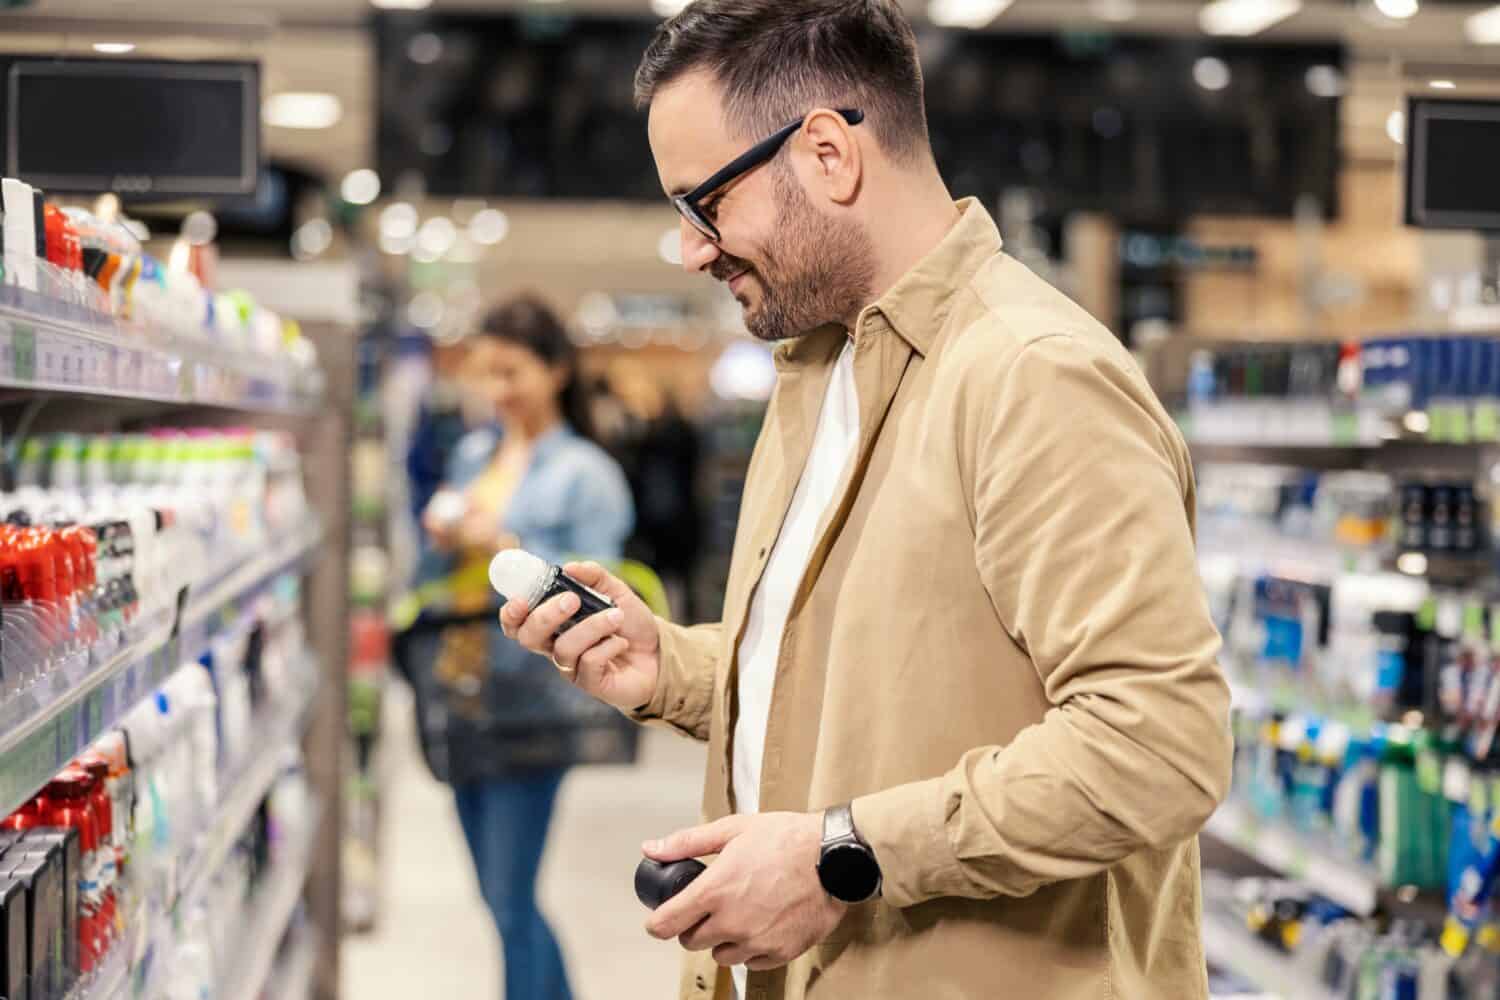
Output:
[407, 33, 443, 65]
[928, 0, 1016, 30]
[1089, 0, 1137, 23]
[1304, 64, 1344, 98]
[291, 219, 334, 261]
[340, 169, 381, 206]
[1199, 0, 1301, 36]
[92, 42, 136, 54]
[651, 0, 692, 15]
[379, 231, 413, 256]
[1386, 109, 1406, 145]
[1373, 0, 1419, 19]
[1429, 79, 1457, 90]
[380, 202, 418, 240]
[468, 208, 510, 246]
[1193, 57, 1232, 92]
[181, 211, 217, 247]
[417, 216, 458, 257]
[1467, 5, 1500, 43]
[263, 92, 342, 131]
[371, 0, 432, 9]
[658, 228, 683, 266]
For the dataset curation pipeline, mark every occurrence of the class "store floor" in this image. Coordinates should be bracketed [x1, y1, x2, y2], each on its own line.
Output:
[342, 685, 707, 999]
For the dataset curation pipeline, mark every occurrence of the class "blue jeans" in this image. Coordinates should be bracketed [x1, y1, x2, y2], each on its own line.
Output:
[454, 770, 574, 1000]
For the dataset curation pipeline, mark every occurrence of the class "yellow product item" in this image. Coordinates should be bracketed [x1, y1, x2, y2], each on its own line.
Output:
[1442, 917, 1472, 958]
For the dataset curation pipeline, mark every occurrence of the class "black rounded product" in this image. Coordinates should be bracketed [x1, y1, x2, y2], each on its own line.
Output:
[635, 858, 706, 910]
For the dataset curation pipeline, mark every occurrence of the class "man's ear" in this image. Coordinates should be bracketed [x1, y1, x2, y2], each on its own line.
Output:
[797, 108, 863, 205]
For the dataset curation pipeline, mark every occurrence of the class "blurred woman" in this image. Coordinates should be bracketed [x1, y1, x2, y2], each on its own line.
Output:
[418, 294, 633, 1000]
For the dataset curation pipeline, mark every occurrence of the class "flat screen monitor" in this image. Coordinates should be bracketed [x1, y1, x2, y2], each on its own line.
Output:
[1405, 96, 1500, 231]
[5, 58, 259, 197]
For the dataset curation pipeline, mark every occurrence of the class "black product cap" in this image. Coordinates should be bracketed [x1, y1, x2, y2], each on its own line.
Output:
[32, 189, 44, 260]
[81, 246, 108, 280]
[1373, 610, 1415, 634]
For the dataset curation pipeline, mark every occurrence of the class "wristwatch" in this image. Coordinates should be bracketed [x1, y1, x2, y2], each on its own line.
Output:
[818, 803, 882, 904]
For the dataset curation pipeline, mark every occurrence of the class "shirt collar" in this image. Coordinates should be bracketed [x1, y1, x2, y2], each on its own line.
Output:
[772, 198, 1003, 368]
[490, 420, 575, 460]
[863, 197, 1003, 358]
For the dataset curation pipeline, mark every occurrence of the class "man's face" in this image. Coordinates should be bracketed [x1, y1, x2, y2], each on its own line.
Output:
[648, 72, 874, 342]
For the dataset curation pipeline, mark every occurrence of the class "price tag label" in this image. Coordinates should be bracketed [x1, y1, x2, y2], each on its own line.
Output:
[87, 691, 103, 741]
[13, 326, 37, 381]
[1330, 412, 1359, 447]
[1476, 403, 1500, 442]
[36, 331, 65, 385]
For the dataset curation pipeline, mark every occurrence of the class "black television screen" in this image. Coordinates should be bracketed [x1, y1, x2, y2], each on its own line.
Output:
[1405, 97, 1500, 231]
[377, 13, 1343, 222]
[4, 58, 259, 197]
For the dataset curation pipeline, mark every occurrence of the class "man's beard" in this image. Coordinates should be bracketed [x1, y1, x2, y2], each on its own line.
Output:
[711, 174, 875, 343]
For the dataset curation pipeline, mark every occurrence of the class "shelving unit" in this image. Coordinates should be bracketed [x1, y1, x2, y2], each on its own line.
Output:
[0, 524, 323, 822]
[1202, 907, 1340, 1000]
[0, 299, 320, 413]
[172, 667, 321, 913]
[1205, 801, 1387, 917]
[0, 244, 350, 997]
[219, 815, 320, 1000]
[44, 666, 320, 1000]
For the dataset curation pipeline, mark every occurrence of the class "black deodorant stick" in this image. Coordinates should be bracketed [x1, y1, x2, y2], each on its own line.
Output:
[489, 549, 615, 635]
[635, 858, 707, 910]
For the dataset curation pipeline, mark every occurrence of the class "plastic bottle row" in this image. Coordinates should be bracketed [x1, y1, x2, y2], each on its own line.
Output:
[0, 175, 319, 376]
[0, 593, 311, 1000]
[1205, 872, 1498, 999]
[0, 429, 312, 699]
[1198, 463, 1491, 562]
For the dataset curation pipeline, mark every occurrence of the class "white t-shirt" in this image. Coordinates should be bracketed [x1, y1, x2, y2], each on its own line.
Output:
[731, 340, 859, 999]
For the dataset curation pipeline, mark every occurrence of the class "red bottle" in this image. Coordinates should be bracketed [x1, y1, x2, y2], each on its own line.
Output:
[59, 527, 98, 647]
[74, 755, 116, 944]
[42, 769, 102, 973]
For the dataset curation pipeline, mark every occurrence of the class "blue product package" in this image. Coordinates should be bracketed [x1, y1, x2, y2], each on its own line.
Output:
[1408, 336, 1434, 415]
[1449, 800, 1480, 910]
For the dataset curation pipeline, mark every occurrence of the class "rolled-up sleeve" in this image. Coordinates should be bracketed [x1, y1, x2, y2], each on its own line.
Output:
[628, 619, 722, 743]
[854, 333, 1232, 907]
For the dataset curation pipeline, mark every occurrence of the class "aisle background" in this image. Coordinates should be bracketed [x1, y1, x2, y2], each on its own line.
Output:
[343, 686, 707, 999]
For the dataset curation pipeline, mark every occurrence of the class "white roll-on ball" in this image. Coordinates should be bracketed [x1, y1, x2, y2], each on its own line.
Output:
[489, 548, 553, 606]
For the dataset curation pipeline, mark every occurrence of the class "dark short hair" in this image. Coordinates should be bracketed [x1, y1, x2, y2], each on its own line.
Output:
[478, 294, 597, 443]
[635, 0, 930, 165]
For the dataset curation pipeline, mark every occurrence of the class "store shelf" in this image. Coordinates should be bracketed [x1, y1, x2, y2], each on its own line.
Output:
[177, 522, 324, 651]
[0, 523, 323, 821]
[0, 297, 320, 414]
[218, 818, 320, 1000]
[1204, 801, 1382, 916]
[1202, 907, 1339, 1000]
[64, 932, 132, 1000]
[173, 668, 320, 912]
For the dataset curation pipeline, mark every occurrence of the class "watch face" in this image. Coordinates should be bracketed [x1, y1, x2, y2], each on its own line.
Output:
[819, 843, 880, 903]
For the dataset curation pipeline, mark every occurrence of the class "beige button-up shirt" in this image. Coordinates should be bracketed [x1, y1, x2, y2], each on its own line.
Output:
[635, 198, 1233, 1000]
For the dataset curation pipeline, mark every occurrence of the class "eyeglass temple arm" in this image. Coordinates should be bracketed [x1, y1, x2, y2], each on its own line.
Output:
[685, 108, 865, 202]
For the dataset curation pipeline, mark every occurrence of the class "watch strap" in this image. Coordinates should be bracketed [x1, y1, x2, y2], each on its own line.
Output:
[823, 803, 857, 845]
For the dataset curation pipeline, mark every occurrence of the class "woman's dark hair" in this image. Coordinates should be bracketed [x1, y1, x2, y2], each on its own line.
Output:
[478, 295, 597, 443]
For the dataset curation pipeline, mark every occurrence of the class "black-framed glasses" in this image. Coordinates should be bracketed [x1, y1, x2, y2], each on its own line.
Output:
[671, 108, 865, 244]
